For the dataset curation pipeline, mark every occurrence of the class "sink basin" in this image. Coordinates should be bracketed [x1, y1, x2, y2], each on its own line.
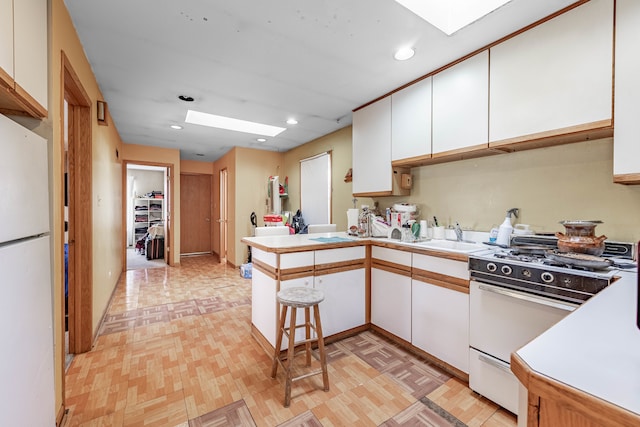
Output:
[415, 240, 485, 254]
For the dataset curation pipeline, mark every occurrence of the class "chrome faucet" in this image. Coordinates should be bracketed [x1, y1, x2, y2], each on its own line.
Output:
[454, 222, 463, 242]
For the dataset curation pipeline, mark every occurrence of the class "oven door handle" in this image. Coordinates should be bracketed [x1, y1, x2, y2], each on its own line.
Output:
[478, 284, 577, 312]
[477, 353, 512, 374]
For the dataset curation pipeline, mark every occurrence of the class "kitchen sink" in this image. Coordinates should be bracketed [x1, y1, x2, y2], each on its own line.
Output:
[414, 240, 486, 254]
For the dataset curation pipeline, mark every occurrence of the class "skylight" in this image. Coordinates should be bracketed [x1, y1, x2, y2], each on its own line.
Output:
[394, 0, 513, 35]
[185, 110, 287, 137]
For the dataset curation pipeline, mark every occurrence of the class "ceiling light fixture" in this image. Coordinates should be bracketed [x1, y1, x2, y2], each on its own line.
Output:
[394, 0, 512, 36]
[178, 95, 195, 102]
[256, 138, 267, 142]
[185, 110, 286, 137]
[394, 47, 415, 61]
[170, 125, 183, 130]
[286, 118, 298, 125]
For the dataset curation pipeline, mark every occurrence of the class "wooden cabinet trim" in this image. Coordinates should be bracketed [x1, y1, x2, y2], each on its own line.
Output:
[240, 237, 366, 254]
[280, 268, 314, 281]
[512, 353, 640, 427]
[489, 120, 613, 150]
[371, 259, 411, 277]
[412, 269, 469, 293]
[392, 154, 432, 167]
[613, 172, 640, 185]
[314, 260, 365, 276]
[13, 81, 47, 118]
[252, 259, 277, 278]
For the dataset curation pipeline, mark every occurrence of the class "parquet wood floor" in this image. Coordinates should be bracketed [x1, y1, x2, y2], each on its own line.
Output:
[63, 255, 517, 427]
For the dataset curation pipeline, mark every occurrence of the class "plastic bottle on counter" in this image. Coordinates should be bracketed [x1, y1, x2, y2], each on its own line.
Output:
[496, 208, 519, 247]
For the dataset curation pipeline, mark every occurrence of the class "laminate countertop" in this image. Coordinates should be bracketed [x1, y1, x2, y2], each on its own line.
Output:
[515, 269, 640, 417]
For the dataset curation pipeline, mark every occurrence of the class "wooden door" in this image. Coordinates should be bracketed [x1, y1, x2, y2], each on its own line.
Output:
[180, 174, 212, 254]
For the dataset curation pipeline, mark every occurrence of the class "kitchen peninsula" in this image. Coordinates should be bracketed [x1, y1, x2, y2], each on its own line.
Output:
[512, 269, 640, 427]
[242, 232, 640, 426]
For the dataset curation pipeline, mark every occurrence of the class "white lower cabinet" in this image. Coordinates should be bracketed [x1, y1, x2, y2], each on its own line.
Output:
[315, 268, 366, 337]
[251, 267, 278, 347]
[411, 278, 469, 374]
[371, 268, 412, 342]
[279, 275, 314, 349]
[371, 246, 412, 342]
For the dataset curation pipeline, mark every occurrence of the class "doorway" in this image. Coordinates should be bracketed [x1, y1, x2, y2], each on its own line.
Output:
[125, 163, 168, 269]
[180, 173, 213, 256]
[62, 52, 93, 363]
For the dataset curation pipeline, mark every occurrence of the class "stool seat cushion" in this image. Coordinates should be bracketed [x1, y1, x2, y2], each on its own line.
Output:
[277, 287, 324, 307]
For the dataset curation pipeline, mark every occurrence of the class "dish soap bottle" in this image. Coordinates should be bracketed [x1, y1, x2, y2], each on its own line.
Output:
[496, 208, 519, 247]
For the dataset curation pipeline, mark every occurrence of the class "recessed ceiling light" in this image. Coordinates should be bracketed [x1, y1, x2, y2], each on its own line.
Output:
[394, 0, 512, 35]
[185, 109, 286, 137]
[178, 95, 194, 102]
[170, 125, 183, 130]
[256, 138, 267, 142]
[394, 47, 415, 61]
[196, 153, 204, 157]
[286, 118, 298, 125]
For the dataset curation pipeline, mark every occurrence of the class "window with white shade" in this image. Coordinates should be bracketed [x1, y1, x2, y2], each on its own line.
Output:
[300, 152, 331, 226]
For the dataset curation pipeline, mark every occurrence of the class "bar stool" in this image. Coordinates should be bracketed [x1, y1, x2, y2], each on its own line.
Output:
[271, 287, 329, 407]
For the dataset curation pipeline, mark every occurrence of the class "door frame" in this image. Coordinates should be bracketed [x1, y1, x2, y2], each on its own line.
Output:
[121, 160, 175, 269]
[62, 52, 93, 356]
[219, 168, 228, 264]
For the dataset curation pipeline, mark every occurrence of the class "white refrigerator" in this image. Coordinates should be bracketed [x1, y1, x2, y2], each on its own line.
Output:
[0, 114, 55, 425]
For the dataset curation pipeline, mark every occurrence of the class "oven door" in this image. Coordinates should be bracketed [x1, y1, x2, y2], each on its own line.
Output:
[469, 280, 577, 415]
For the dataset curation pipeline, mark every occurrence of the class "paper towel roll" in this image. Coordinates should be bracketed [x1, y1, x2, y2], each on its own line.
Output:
[419, 220, 428, 237]
[347, 209, 359, 230]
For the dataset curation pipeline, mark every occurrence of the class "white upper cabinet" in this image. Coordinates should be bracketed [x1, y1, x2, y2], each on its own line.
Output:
[352, 96, 392, 195]
[432, 50, 489, 156]
[0, 0, 13, 85]
[613, 0, 640, 184]
[0, 0, 47, 117]
[391, 77, 432, 162]
[489, 0, 613, 146]
[14, 0, 48, 112]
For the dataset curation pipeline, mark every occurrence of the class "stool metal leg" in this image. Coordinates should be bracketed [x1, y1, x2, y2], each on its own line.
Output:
[284, 306, 297, 407]
[271, 303, 288, 378]
[314, 304, 330, 392]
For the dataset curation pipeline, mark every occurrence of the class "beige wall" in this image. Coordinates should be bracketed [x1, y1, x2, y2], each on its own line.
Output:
[376, 137, 640, 243]
[121, 143, 181, 265]
[182, 159, 214, 175]
[235, 147, 285, 265]
[282, 126, 373, 232]
[48, 0, 125, 415]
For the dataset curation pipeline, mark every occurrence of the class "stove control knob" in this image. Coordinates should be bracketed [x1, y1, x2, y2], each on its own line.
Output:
[487, 263, 497, 272]
[522, 269, 532, 278]
[541, 272, 554, 283]
[501, 265, 513, 275]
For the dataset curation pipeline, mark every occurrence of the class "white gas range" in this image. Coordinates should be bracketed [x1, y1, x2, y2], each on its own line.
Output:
[466, 236, 634, 418]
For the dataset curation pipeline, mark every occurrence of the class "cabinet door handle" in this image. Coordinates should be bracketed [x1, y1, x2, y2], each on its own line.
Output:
[478, 283, 576, 312]
[478, 353, 511, 374]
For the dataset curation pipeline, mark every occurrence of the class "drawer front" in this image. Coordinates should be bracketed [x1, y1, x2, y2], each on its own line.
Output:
[372, 246, 411, 267]
[251, 247, 277, 268]
[469, 348, 519, 415]
[315, 246, 365, 265]
[280, 251, 314, 269]
[412, 253, 468, 280]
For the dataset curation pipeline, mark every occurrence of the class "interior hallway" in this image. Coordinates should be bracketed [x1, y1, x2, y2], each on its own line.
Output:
[63, 255, 516, 426]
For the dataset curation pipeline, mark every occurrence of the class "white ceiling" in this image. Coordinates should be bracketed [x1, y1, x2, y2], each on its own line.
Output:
[63, 0, 579, 162]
